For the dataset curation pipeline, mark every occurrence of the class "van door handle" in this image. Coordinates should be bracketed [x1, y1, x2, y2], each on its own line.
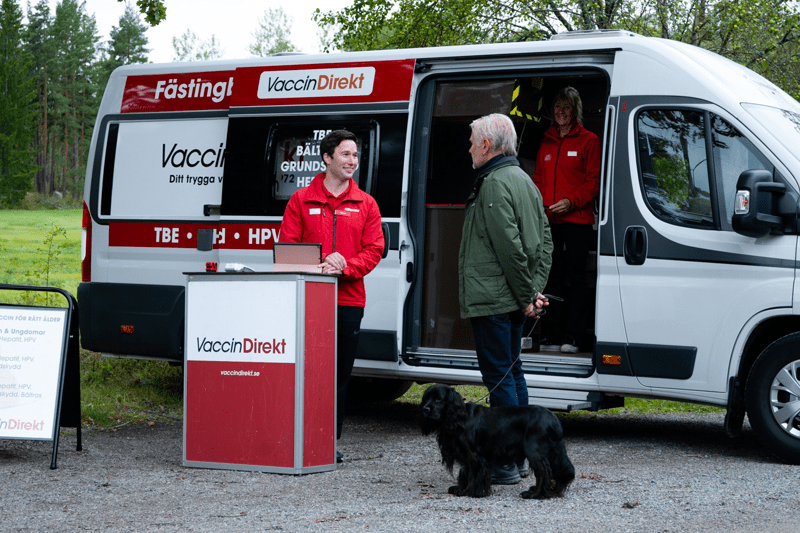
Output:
[624, 226, 647, 265]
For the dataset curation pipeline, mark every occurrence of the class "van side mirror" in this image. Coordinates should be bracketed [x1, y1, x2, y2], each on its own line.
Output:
[732, 170, 786, 238]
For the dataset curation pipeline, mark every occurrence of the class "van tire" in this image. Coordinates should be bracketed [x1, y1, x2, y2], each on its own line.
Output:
[346, 377, 413, 403]
[744, 333, 800, 464]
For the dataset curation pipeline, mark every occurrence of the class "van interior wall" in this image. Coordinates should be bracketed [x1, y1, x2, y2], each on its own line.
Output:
[420, 74, 606, 352]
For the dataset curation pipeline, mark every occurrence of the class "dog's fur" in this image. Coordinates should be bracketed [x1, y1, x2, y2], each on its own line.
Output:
[420, 383, 575, 499]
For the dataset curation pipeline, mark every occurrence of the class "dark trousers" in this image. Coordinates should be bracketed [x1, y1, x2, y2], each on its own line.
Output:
[470, 310, 528, 407]
[337, 305, 364, 439]
[542, 222, 593, 342]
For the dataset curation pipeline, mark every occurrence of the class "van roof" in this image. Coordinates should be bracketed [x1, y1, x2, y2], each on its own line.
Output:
[111, 32, 798, 112]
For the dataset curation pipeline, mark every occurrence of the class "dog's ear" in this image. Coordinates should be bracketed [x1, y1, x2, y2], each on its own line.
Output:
[441, 386, 467, 432]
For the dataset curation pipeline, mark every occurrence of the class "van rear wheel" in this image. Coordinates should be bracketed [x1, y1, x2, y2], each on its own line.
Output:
[744, 333, 800, 464]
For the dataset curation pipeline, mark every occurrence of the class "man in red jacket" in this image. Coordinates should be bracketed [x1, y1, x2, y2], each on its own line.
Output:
[280, 130, 384, 462]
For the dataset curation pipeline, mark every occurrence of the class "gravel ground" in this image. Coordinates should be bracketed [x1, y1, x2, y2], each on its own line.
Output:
[1, 400, 797, 532]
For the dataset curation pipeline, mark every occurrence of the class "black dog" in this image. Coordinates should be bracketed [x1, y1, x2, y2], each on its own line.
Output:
[420, 383, 575, 499]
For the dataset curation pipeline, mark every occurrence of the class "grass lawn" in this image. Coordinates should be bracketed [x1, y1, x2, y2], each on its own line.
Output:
[0, 209, 721, 428]
[0, 209, 82, 305]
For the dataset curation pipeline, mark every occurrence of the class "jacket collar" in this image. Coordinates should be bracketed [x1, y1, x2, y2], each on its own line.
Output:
[303, 173, 364, 203]
[545, 121, 584, 141]
[467, 154, 519, 204]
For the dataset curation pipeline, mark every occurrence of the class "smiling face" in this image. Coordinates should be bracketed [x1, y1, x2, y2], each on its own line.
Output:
[553, 99, 577, 129]
[323, 140, 359, 181]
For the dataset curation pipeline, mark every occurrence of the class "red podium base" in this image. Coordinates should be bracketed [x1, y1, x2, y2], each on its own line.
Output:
[183, 273, 336, 474]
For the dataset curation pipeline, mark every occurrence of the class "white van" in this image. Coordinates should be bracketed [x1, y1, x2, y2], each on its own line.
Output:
[79, 30, 800, 463]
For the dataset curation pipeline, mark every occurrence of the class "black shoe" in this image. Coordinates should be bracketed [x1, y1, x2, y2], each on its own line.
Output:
[336, 450, 343, 463]
[517, 461, 529, 478]
[491, 463, 521, 485]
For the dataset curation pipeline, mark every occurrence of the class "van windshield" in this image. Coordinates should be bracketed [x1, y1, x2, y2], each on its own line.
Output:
[742, 103, 800, 160]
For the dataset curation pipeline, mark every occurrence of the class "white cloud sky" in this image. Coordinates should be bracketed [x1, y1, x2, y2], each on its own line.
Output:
[37, 0, 353, 63]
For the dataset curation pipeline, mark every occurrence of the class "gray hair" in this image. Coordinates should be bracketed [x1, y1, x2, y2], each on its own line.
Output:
[470, 113, 518, 157]
[553, 86, 584, 124]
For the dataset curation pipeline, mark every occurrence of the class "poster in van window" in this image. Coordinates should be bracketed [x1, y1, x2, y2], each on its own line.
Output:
[109, 119, 227, 219]
[273, 129, 362, 200]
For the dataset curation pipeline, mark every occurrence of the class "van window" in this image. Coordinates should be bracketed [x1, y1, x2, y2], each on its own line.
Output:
[222, 114, 406, 218]
[637, 109, 714, 228]
[271, 126, 367, 201]
[712, 115, 769, 226]
[637, 109, 773, 230]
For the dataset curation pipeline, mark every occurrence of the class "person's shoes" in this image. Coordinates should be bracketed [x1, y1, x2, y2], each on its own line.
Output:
[560, 338, 579, 353]
[517, 461, 529, 478]
[336, 450, 343, 463]
[539, 338, 561, 352]
[491, 463, 521, 485]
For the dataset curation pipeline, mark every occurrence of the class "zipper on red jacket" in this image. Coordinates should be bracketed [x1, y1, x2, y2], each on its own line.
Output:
[551, 138, 565, 206]
[332, 208, 337, 254]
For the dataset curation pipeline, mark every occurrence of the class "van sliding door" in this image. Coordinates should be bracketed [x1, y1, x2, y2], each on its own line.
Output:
[405, 65, 611, 374]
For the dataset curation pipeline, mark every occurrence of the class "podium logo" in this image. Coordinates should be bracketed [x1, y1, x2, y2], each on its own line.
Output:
[196, 337, 287, 354]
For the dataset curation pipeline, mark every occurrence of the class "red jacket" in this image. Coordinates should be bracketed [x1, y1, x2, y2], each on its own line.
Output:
[280, 173, 384, 307]
[532, 122, 601, 225]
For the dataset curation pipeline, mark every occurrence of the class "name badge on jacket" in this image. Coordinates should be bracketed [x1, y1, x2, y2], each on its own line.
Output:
[568, 151, 578, 157]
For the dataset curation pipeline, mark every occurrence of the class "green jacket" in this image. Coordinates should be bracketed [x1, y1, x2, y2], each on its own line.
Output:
[458, 155, 553, 319]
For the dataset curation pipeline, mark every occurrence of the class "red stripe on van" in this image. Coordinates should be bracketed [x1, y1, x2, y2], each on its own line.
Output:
[231, 59, 415, 107]
[121, 71, 235, 113]
[108, 222, 282, 250]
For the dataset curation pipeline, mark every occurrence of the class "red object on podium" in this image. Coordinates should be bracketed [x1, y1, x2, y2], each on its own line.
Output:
[183, 272, 337, 474]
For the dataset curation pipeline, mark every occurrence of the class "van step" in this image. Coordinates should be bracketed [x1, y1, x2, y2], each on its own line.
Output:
[406, 350, 593, 377]
[527, 388, 623, 412]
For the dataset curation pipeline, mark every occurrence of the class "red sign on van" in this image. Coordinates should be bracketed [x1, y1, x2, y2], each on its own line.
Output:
[121, 71, 235, 113]
[230, 59, 415, 107]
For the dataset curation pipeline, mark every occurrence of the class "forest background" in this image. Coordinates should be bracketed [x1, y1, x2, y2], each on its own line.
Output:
[2, 0, 800, 209]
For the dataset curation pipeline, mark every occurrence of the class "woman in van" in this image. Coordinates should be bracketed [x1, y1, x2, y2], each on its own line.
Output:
[532, 86, 601, 354]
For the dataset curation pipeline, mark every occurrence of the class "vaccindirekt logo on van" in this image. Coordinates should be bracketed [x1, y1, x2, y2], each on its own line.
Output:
[256, 67, 376, 99]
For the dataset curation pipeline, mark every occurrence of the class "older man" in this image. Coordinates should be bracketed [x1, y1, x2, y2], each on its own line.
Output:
[458, 113, 553, 483]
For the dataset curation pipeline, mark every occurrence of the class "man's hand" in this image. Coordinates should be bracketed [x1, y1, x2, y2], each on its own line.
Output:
[523, 293, 549, 317]
[320, 252, 347, 275]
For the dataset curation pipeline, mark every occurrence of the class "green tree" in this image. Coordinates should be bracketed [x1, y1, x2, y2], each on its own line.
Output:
[0, 0, 38, 207]
[23, 0, 54, 197]
[49, 0, 100, 199]
[119, 0, 165, 26]
[249, 6, 298, 56]
[171, 29, 222, 61]
[98, 3, 149, 91]
[316, 0, 800, 98]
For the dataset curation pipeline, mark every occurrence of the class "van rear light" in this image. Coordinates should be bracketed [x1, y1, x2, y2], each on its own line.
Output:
[82, 201, 92, 282]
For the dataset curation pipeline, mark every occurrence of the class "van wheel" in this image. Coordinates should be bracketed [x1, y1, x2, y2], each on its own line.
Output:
[744, 333, 800, 464]
[347, 377, 413, 403]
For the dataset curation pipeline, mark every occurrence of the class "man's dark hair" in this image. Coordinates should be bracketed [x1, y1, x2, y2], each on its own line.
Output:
[320, 130, 358, 159]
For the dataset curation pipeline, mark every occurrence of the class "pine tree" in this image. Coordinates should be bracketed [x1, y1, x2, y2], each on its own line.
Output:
[0, 0, 38, 207]
[23, 0, 53, 196]
[49, 0, 99, 199]
[98, 3, 149, 92]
